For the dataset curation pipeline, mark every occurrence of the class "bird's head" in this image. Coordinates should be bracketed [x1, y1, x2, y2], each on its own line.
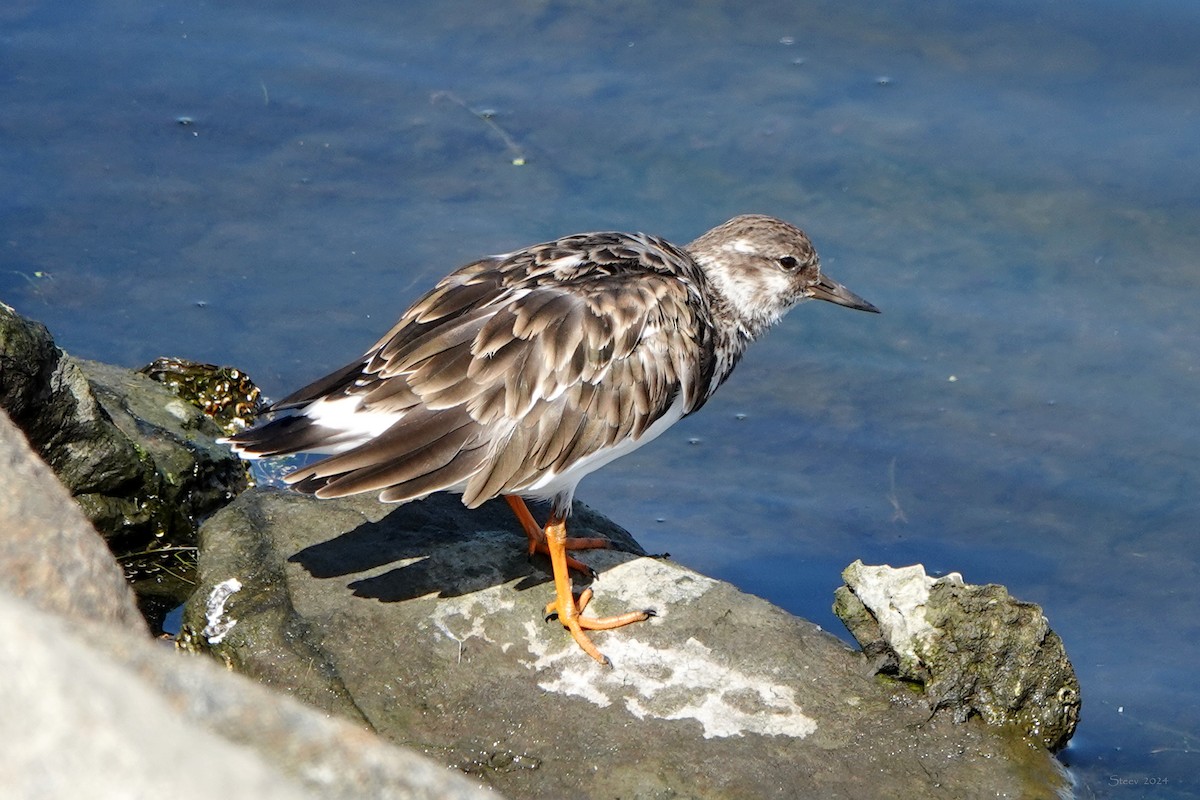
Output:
[687, 214, 879, 338]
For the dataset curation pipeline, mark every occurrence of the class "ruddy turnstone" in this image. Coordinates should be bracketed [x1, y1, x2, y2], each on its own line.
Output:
[226, 214, 878, 664]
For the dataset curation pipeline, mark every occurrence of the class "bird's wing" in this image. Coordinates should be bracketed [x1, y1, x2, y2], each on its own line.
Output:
[259, 233, 716, 504]
[454, 267, 709, 505]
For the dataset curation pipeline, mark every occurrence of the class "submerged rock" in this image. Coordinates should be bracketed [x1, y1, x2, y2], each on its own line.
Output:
[834, 560, 1081, 752]
[181, 488, 1071, 798]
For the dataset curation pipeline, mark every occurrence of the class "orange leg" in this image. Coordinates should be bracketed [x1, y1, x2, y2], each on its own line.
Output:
[541, 513, 653, 665]
[505, 495, 608, 576]
[504, 496, 653, 665]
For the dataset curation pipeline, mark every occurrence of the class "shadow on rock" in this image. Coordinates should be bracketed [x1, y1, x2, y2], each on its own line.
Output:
[288, 495, 643, 602]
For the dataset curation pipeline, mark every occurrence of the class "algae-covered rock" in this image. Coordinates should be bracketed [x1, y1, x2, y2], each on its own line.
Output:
[79, 358, 248, 534]
[140, 356, 266, 436]
[834, 560, 1081, 751]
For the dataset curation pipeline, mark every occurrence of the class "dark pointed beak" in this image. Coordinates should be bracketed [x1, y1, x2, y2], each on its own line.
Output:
[807, 274, 880, 313]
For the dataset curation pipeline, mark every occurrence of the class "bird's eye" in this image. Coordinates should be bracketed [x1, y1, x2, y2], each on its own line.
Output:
[778, 255, 799, 271]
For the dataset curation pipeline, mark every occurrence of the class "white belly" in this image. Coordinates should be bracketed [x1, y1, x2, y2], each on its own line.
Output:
[519, 394, 688, 499]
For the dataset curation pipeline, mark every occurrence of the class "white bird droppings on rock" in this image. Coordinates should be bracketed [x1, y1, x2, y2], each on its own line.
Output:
[201, 578, 242, 644]
[428, 592, 516, 652]
[522, 558, 816, 739]
[532, 634, 817, 739]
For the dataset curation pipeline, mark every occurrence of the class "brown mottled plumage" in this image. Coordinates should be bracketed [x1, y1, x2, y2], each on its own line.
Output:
[226, 214, 877, 663]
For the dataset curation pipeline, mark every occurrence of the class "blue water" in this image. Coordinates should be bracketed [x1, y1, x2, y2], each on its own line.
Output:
[4, 1, 1199, 795]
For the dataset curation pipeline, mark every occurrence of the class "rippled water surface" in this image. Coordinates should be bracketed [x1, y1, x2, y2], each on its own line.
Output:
[4, 1, 1199, 795]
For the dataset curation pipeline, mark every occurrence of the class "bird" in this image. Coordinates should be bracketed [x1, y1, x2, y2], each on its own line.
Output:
[225, 214, 879, 665]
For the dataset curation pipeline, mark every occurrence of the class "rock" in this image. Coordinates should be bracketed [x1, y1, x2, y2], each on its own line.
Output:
[0, 403, 499, 800]
[78, 357, 249, 608]
[834, 560, 1081, 752]
[182, 488, 1071, 798]
[0, 302, 1073, 794]
[0, 587, 308, 800]
[0, 303, 151, 534]
[80, 357, 249, 532]
[0, 302, 247, 587]
[139, 356, 267, 436]
[0, 407, 146, 635]
[0, 588, 500, 800]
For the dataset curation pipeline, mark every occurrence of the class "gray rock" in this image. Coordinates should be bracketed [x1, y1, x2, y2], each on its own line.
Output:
[183, 488, 1071, 798]
[0, 402, 499, 800]
[79, 357, 249, 537]
[0, 406, 145, 635]
[834, 560, 1081, 752]
[0, 303, 149, 517]
[0, 301, 246, 565]
[0, 588, 500, 800]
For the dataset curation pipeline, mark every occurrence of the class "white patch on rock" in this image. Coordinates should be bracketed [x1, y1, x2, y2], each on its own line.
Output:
[531, 633, 816, 739]
[625, 637, 816, 738]
[522, 559, 817, 739]
[524, 620, 615, 708]
[164, 399, 193, 423]
[201, 578, 242, 644]
[842, 561, 963, 665]
[428, 592, 515, 651]
[593, 557, 718, 613]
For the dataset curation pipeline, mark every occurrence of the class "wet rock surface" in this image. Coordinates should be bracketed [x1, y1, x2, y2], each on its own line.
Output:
[0, 302, 247, 565]
[834, 560, 1081, 752]
[183, 487, 1071, 799]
